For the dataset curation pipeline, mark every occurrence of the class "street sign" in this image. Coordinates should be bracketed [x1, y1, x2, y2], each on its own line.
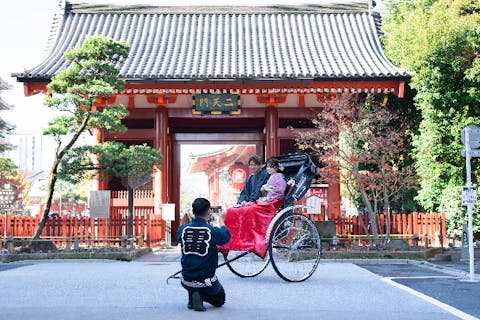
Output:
[461, 224, 469, 260]
[461, 125, 480, 149]
[0, 189, 16, 210]
[461, 149, 480, 157]
[462, 186, 477, 206]
[162, 203, 175, 221]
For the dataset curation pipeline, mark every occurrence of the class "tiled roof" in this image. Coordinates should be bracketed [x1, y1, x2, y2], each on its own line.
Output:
[14, 1, 408, 82]
[0, 77, 12, 110]
[0, 77, 10, 90]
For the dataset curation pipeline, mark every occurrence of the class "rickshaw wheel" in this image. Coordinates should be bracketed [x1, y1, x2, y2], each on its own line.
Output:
[225, 250, 270, 278]
[268, 210, 321, 282]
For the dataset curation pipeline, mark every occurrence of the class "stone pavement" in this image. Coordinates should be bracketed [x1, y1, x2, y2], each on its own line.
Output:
[1, 246, 479, 320]
[0, 257, 471, 320]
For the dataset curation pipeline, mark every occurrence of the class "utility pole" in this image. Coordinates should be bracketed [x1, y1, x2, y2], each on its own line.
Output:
[461, 125, 480, 282]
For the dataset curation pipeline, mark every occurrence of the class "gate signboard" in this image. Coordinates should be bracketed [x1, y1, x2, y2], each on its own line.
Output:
[193, 94, 240, 115]
[88, 190, 111, 218]
[305, 184, 328, 215]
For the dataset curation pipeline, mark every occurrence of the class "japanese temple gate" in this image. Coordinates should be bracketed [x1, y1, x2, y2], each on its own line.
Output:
[14, 0, 409, 238]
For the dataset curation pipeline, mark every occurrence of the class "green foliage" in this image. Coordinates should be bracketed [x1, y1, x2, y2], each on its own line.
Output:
[48, 35, 128, 97]
[40, 179, 89, 205]
[383, 0, 480, 237]
[32, 35, 162, 240]
[44, 36, 161, 182]
[57, 142, 162, 184]
[43, 34, 162, 181]
[0, 158, 17, 176]
[43, 34, 163, 181]
[0, 159, 29, 213]
[44, 36, 131, 141]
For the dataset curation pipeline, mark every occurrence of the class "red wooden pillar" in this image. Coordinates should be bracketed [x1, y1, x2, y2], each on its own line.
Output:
[207, 173, 213, 203]
[170, 141, 180, 240]
[6, 214, 11, 236]
[155, 107, 169, 208]
[327, 180, 341, 220]
[208, 167, 220, 206]
[441, 212, 446, 246]
[265, 106, 279, 158]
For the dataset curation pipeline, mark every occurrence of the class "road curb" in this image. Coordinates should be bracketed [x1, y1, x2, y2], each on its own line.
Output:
[408, 259, 475, 279]
[0, 247, 152, 263]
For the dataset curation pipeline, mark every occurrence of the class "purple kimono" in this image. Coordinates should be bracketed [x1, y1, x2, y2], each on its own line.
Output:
[264, 173, 287, 202]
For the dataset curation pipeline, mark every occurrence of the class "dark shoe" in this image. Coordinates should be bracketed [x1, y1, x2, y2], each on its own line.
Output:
[187, 300, 193, 309]
[191, 291, 205, 312]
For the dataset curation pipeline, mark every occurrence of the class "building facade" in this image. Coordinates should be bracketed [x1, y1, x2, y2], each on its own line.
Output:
[14, 0, 409, 235]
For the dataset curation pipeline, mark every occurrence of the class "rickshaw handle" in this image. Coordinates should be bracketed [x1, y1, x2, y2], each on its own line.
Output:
[166, 250, 250, 284]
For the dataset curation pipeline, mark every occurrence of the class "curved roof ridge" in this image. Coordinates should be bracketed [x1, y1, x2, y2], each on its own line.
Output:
[63, 0, 373, 14]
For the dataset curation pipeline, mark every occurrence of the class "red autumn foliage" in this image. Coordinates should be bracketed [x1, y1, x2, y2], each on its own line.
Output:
[295, 94, 416, 245]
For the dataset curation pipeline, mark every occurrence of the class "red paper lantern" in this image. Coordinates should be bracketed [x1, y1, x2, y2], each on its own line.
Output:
[229, 163, 248, 190]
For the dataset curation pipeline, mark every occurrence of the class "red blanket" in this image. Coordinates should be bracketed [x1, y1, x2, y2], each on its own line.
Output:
[219, 200, 280, 258]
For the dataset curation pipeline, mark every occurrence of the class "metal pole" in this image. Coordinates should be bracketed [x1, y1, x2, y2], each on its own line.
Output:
[439, 217, 443, 252]
[106, 217, 109, 251]
[167, 220, 171, 247]
[465, 127, 476, 281]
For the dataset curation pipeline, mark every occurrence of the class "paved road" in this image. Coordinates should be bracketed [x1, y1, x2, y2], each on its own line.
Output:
[0, 250, 478, 320]
[358, 261, 480, 320]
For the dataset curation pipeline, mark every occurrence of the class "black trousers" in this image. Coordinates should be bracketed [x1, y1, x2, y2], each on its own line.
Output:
[182, 280, 226, 307]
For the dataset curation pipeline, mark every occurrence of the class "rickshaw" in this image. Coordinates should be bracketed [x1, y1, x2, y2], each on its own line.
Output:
[168, 153, 321, 283]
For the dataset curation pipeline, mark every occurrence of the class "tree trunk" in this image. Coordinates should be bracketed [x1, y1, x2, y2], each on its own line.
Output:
[381, 163, 391, 244]
[31, 114, 90, 242]
[345, 181, 371, 244]
[359, 187, 379, 247]
[31, 159, 59, 241]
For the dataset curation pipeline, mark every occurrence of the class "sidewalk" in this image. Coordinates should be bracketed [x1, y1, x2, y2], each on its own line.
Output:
[426, 248, 480, 280]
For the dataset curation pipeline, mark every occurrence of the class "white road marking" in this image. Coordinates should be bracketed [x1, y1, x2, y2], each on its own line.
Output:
[383, 277, 480, 320]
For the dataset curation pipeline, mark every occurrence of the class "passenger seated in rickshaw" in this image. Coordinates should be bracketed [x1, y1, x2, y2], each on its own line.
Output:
[220, 157, 286, 258]
[236, 155, 270, 207]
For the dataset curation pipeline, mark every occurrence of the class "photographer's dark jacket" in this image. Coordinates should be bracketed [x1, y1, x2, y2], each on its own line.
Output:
[177, 217, 231, 281]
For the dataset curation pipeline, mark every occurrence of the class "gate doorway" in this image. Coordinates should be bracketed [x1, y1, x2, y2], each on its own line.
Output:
[171, 133, 264, 233]
[179, 144, 256, 214]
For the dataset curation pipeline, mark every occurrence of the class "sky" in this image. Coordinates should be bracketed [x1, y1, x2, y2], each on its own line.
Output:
[0, 0, 61, 132]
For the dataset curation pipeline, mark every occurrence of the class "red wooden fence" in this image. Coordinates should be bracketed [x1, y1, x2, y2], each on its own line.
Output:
[0, 188, 446, 248]
[0, 190, 165, 248]
[307, 211, 446, 246]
